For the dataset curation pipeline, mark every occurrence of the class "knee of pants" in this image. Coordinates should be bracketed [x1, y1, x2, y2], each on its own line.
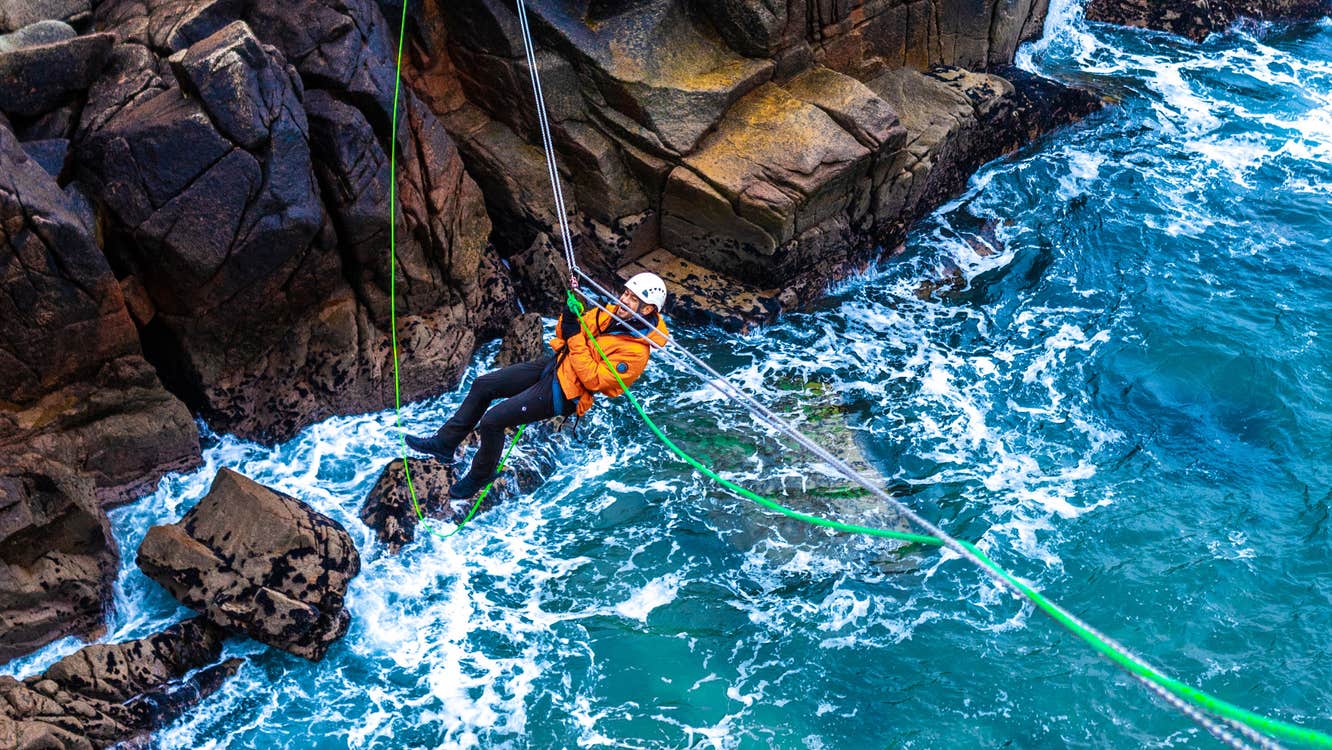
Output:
[474, 415, 508, 438]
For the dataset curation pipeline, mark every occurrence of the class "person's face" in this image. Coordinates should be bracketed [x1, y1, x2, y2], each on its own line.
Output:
[616, 289, 655, 320]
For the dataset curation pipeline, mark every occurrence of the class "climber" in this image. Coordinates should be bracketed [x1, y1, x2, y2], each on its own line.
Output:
[405, 272, 670, 499]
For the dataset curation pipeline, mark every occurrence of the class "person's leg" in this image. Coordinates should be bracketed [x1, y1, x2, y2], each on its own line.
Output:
[408, 358, 548, 459]
[450, 376, 558, 497]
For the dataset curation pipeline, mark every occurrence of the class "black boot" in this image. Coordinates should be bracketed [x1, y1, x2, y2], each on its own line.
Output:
[405, 434, 457, 462]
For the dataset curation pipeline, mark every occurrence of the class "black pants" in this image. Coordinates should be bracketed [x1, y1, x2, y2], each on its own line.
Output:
[433, 355, 572, 482]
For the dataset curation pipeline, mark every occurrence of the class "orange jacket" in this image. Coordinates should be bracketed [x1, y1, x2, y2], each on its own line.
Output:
[550, 305, 668, 416]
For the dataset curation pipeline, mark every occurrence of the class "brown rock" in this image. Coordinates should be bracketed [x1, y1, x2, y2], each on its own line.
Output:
[360, 446, 550, 553]
[72, 1, 515, 444]
[412, 0, 1095, 325]
[494, 312, 548, 369]
[0, 617, 237, 749]
[0, 456, 116, 665]
[663, 80, 873, 284]
[359, 458, 466, 553]
[136, 468, 360, 661]
[1085, 0, 1330, 41]
[0, 120, 200, 505]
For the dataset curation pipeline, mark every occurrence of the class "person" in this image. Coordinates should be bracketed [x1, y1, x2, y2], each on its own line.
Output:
[406, 272, 670, 499]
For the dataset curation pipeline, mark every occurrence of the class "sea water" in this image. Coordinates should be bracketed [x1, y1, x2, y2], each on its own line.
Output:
[6, 3, 1331, 747]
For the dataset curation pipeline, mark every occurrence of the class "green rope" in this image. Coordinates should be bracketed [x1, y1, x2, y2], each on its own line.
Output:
[388, 0, 524, 542]
[385, 0, 1329, 733]
[569, 292, 1332, 747]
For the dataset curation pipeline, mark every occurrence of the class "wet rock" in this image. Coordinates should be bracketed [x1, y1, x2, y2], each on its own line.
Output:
[136, 469, 360, 661]
[0, 31, 113, 117]
[0, 122, 200, 504]
[494, 312, 548, 369]
[0, 617, 237, 748]
[1085, 0, 1330, 41]
[360, 448, 548, 553]
[0, 0, 91, 34]
[0, 456, 116, 665]
[360, 458, 465, 553]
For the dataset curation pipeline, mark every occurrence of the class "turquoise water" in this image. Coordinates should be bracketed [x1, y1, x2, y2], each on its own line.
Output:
[8, 3, 1332, 747]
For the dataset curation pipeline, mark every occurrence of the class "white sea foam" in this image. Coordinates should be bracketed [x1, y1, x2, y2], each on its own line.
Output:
[613, 574, 681, 620]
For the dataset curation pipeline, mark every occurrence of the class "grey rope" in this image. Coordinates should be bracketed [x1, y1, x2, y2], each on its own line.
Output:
[514, 0, 579, 278]
[505, 7, 1279, 743]
[570, 270, 1274, 750]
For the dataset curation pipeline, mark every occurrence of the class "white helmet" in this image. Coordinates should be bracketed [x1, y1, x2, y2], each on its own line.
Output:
[625, 272, 667, 309]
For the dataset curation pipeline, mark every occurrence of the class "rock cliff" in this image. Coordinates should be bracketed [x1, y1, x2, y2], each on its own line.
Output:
[0, 0, 1102, 693]
[405, 0, 1098, 326]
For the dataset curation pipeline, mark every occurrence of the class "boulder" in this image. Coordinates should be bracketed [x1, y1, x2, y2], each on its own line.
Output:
[1085, 0, 1330, 41]
[363, 309, 562, 552]
[136, 468, 360, 661]
[0, 457, 116, 665]
[359, 458, 469, 553]
[0, 0, 91, 33]
[0, 19, 75, 53]
[0, 31, 113, 117]
[0, 617, 237, 749]
[0, 122, 200, 504]
[360, 446, 552, 553]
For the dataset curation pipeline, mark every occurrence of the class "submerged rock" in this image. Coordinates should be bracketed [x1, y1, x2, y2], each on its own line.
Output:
[1085, 0, 1331, 41]
[136, 469, 360, 661]
[0, 617, 237, 749]
[0, 456, 116, 665]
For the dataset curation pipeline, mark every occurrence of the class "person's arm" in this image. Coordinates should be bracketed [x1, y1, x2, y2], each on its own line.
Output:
[565, 335, 651, 395]
[556, 304, 581, 342]
[563, 332, 625, 394]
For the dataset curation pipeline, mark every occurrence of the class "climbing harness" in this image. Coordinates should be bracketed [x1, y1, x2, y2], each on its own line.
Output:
[384, 0, 1332, 745]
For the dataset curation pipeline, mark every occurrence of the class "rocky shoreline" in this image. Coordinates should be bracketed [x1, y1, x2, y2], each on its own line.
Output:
[3, 0, 1329, 746]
